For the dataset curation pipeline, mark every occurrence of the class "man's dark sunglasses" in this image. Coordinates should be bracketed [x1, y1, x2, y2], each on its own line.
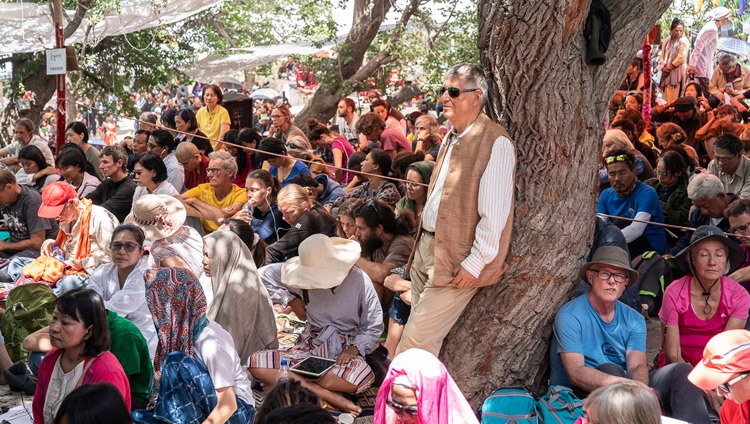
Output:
[438, 86, 479, 98]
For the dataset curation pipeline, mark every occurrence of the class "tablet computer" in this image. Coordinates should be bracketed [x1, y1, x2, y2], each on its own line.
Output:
[290, 356, 336, 379]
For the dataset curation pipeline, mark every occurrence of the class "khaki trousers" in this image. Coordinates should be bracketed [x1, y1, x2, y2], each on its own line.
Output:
[395, 232, 478, 357]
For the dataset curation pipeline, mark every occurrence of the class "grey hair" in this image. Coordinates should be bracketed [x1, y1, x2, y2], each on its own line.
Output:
[444, 63, 488, 99]
[15, 118, 35, 133]
[208, 150, 238, 178]
[719, 54, 737, 67]
[603, 129, 634, 151]
[688, 172, 724, 200]
[100, 145, 129, 171]
[586, 381, 660, 424]
[415, 115, 440, 135]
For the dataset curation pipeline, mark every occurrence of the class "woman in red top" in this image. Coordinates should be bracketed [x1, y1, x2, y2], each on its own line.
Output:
[33, 288, 130, 423]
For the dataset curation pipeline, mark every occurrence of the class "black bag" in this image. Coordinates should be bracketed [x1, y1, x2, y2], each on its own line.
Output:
[584, 0, 612, 66]
[365, 345, 391, 387]
[632, 251, 673, 316]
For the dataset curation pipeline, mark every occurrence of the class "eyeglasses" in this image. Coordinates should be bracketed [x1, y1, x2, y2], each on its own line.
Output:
[715, 155, 737, 163]
[206, 168, 224, 174]
[386, 399, 418, 416]
[656, 170, 673, 178]
[589, 269, 629, 284]
[109, 241, 141, 253]
[148, 143, 160, 150]
[438, 86, 479, 98]
[604, 155, 629, 165]
[718, 373, 749, 394]
[731, 221, 750, 234]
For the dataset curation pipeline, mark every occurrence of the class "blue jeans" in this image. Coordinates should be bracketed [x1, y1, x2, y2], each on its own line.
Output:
[132, 352, 254, 424]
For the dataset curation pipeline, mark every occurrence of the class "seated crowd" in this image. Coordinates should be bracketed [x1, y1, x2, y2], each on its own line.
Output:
[15, 50, 750, 423]
[0, 63, 517, 423]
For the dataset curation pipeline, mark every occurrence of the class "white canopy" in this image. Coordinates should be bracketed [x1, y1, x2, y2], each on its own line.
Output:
[183, 34, 350, 82]
[0, 0, 221, 54]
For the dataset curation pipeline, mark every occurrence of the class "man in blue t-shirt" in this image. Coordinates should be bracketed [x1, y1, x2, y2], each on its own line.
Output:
[597, 149, 666, 258]
[549, 246, 648, 397]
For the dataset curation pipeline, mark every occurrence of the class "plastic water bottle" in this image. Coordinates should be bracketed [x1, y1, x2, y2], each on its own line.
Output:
[278, 359, 291, 382]
[242, 201, 253, 212]
[51, 245, 65, 262]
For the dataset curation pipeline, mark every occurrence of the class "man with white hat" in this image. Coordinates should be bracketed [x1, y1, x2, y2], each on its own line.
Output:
[689, 330, 750, 423]
[690, 6, 732, 93]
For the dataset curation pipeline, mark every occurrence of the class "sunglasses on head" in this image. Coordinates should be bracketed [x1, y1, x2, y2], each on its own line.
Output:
[604, 154, 629, 165]
[110, 241, 141, 253]
[438, 86, 479, 98]
[386, 399, 418, 416]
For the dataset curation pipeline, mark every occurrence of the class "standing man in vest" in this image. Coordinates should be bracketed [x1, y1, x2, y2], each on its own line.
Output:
[395, 63, 516, 357]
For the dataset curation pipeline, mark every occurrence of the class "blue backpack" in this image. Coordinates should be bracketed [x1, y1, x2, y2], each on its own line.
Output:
[537, 386, 584, 424]
[481, 387, 539, 424]
[481, 386, 584, 424]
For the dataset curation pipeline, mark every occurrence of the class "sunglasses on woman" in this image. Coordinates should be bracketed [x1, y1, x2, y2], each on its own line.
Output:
[438, 86, 479, 98]
[110, 241, 142, 253]
[386, 399, 418, 416]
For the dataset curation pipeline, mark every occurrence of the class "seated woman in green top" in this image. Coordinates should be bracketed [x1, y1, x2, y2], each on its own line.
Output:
[395, 161, 435, 237]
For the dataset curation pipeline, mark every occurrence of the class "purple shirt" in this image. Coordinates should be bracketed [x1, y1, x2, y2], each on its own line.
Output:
[380, 128, 411, 153]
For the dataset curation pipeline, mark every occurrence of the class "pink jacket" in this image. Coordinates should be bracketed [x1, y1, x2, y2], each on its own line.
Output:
[33, 348, 131, 423]
[373, 348, 478, 424]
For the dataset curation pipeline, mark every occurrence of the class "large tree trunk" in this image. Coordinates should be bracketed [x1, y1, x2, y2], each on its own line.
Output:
[441, 0, 671, 407]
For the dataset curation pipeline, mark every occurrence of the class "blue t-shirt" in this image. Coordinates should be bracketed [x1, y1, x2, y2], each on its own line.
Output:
[597, 181, 666, 253]
[270, 160, 311, 187]
[549, 294, 647, 387]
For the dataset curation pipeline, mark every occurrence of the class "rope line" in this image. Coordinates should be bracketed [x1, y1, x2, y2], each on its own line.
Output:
[73, 101, 430, 188]
[596, 213, 746, 240]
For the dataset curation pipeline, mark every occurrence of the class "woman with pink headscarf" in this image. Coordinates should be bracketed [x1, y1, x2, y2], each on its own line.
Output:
[373, 348, 478, 424]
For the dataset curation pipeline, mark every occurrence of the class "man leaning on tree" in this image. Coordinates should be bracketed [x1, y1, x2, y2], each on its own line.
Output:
[395, 63, 516, 357]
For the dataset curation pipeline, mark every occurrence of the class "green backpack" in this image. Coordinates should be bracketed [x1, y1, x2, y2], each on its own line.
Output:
[1, 284, 56, 362]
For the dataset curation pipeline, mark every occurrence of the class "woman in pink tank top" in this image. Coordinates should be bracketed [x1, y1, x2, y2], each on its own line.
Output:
[657, 225, 750, 368]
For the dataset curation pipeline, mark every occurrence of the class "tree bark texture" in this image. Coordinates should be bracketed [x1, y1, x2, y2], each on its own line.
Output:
[441, 0, 671, 407]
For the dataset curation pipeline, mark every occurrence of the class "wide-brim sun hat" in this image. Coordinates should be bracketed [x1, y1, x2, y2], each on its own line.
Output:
[281, 234, 361, 290]
[578, 246, 639, 286]
[674, 225, 745, 275]
[38, 181, 77, 218]
[689, 329, 750, 390]
[124, 194, 186, 241]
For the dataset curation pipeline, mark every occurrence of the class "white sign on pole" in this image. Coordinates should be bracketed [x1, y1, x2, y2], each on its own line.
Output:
[46, 48, 66, 75]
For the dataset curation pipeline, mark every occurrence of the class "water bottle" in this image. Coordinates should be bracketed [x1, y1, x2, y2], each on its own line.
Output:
[278, 359, 291, 382]
[51, 244, 65, 262]
[242, 201, 252, 212]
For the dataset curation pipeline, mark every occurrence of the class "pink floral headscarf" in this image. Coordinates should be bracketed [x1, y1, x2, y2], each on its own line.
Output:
[373, 348, 479, 424]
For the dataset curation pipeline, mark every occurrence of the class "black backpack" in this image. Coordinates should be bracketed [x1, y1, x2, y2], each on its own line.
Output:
[632, 251, 672, 316]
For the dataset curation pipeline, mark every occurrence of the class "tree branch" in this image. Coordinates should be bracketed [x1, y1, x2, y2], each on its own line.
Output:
[63, 0, 94, 39]
[349, 0, 421, 84]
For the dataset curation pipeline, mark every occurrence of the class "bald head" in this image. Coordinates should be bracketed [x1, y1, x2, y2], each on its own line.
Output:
[175, 142, 201, 171]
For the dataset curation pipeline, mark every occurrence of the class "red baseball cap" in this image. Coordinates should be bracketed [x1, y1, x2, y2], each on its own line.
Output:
[688, 330, 750, 390]
[38, 182, 77, 219]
